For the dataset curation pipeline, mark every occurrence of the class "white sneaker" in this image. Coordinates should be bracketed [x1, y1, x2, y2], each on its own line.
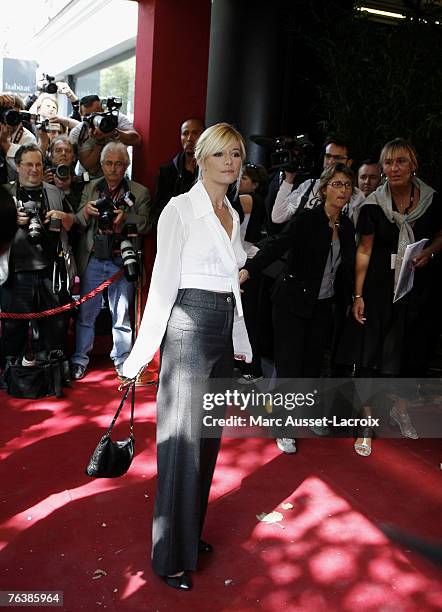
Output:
[276, 438, 297, 454]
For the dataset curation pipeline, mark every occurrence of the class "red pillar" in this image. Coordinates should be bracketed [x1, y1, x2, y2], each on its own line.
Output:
[131, 0, 211, 382]
[132, 0, 211, 191]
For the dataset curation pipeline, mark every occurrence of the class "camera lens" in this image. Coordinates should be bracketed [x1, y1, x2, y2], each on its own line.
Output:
[93, 114, 118, 133]
[55, 164, 70, 180]
[4, 109, 22, 127]
[95, 196, 116, 232]
[28, 214, 42, 244]
[120, 239, 139, 282]
[45, 82, 58, 94]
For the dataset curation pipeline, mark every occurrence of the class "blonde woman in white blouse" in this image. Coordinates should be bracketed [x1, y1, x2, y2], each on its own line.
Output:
[122, 123, 251, 591]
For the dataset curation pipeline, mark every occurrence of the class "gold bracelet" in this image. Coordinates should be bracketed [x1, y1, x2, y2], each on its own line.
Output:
[353, 294, 363, 300]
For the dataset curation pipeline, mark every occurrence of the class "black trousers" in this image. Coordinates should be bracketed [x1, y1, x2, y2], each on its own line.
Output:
[152, 288, 234, 576]
[237, 269, 263, 377]
[0, 269, 68, 362]
[273, 297, 334, 378]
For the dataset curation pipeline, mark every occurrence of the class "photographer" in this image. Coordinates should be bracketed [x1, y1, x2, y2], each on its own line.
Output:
[43, 136, 83, 212]
[0, 144, 75, 363]
[0, 94, 37, 181]
[272, 137, 365, 227]
[70, 142, 152, 380]
[26, 77, 80, 126]
[69, 95, 141, 180]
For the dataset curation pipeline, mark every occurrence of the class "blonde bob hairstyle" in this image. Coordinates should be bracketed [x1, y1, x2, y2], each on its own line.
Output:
[195, 123, 246, 179]
[379, 138, 418, 173]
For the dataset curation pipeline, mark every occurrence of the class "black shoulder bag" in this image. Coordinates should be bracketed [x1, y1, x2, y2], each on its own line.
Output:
[85, 382, 136, 478]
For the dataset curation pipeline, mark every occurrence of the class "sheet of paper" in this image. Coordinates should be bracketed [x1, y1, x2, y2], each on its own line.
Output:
[393, 238, 428, 303]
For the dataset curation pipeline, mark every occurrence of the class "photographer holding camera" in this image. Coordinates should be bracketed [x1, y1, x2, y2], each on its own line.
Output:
[43, 136, 84, 213]
[0, 144, 75, 363]
[272, 137, 365, 227]
[69, 95, 141, 180]
[0, 94, 37, 181]
[70, 142, 152, 381]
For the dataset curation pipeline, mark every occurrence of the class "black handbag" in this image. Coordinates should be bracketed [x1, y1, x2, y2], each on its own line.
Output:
[4, 351, 70, 399]
[85, 382, 136, 478]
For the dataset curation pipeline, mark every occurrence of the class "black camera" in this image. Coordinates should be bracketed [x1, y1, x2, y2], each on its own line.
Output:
[0, 107, 33, 127]
[39, 74, 58, 94]
[270, 135, 315, 173]
[123, 223, 138, 239]
[103, 97, 123, 111]
[83, 97, 122, 134]
[21, 201, 43, 244]
[95, 196, 116, 232]
[120, 239, 139, 282]
[46, 164, 71, 180]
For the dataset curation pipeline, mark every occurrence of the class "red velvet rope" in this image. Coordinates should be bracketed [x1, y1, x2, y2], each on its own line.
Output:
[0, 269, 124, 320]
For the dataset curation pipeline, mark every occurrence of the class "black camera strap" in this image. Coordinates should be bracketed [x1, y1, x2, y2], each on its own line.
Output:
[294, 178, 316, 218]
[78, 122, 90, 146]
[12, 125, 24, 144]
[97, 177, 132, 205]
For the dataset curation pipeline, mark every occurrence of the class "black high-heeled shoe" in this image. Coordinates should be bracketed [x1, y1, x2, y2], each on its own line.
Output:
[162, 571, 193, 591]
[198, 539, 213, 553]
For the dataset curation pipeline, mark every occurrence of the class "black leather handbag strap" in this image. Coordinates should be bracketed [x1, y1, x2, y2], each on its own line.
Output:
[105, 382, 135, 436]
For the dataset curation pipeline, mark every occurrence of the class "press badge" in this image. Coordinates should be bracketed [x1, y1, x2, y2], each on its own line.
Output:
[391, 253, 396, 269]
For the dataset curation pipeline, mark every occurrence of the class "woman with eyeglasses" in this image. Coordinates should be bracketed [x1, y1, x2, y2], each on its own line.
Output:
[240, 163, 356, 454]
[336, 138, 442, 456]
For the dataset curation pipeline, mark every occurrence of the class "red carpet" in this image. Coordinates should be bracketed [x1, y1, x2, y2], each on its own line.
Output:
[1, 357, 441, 611]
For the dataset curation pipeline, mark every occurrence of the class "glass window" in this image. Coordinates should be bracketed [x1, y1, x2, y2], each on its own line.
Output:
[74, 54, 136, 122]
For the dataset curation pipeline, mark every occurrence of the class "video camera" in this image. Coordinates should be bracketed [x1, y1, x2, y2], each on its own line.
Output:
[83, 96, 122, 134]
[0, 107, 34, 127]
[36, 116, 61, 133]
[251, 133, 315, 174]
[38, 74, 58, 94]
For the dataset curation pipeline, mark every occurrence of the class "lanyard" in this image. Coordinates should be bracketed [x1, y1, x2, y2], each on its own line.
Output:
[329, 238, 341, 275]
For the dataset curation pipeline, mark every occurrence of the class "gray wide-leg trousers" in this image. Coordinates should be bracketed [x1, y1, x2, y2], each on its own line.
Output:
[152, 288, 234, 576]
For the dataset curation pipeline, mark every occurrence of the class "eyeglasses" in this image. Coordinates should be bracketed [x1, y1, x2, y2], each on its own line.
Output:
[102, 160, 126, 168]
[328, 180, 353, 189]
[19, 162, 43, 170]
[324, 153, 348, 162]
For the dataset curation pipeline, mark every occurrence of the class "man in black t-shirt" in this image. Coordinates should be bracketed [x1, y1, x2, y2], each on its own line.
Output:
[0, 144, 74, 363]
[154, 118, 204, 217]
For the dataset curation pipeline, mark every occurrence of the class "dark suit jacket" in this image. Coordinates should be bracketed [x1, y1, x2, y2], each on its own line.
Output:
[154, 152, 197, 218]
[245, 204, 355, 318]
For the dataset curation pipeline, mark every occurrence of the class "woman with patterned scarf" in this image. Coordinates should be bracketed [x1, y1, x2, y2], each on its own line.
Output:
[336, 138, 442, 456]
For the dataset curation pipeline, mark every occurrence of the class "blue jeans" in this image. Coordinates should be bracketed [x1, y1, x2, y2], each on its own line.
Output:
[72, 256, 134, 368]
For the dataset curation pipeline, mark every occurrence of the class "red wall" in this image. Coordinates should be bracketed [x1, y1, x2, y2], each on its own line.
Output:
[132, 0, 211, 192]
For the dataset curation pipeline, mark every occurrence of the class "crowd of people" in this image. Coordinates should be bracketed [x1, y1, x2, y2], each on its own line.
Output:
[1, 82, 441, 590]
[0, 84, 151, 383]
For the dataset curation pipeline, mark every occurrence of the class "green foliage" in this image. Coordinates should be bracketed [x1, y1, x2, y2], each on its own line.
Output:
[100, 57, 136, 117]
[300, 2, 442, 185]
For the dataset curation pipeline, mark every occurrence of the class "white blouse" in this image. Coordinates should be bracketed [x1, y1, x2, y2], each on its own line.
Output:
[122, 181, 252, 379]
